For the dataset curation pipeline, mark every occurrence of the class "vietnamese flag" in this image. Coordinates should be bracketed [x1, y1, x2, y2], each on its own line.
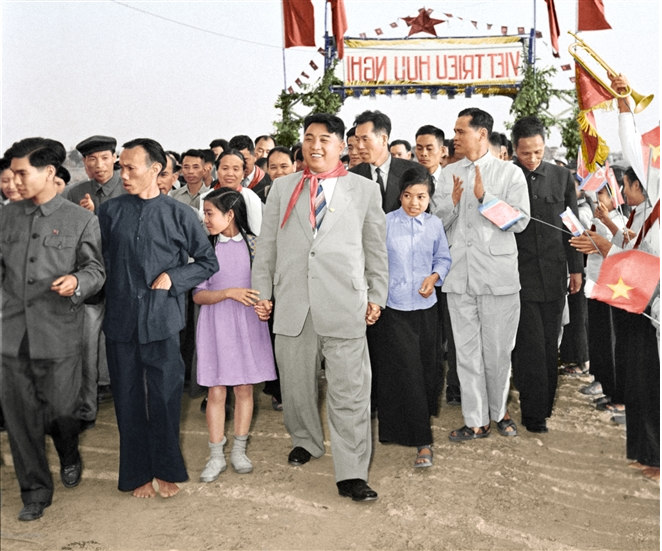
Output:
[641, 125, 660, 171]
[591, 250, 660, 314]
[283, 0, 316, 48]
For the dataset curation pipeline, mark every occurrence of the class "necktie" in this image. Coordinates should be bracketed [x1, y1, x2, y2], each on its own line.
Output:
[375, 167, 385, 191]
[314, 182, 327, 231]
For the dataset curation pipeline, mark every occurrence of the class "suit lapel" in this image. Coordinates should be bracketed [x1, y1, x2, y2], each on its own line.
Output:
[313, 176, 353, 245]
[385, 159, 403, 212]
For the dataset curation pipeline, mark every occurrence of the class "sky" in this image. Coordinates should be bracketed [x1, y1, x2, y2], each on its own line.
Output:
[1, 0, 659, 155]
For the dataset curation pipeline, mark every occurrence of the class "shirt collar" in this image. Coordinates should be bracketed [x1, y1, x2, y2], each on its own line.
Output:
[23, 193, 64, 216]
[373, 153, 392, 174]
[459, 150, 493, 169]
[515, 158, 547, 178]
[217, 232, 244, 243]
[394, 206, 428, 225]
[97, 170, 122, 196]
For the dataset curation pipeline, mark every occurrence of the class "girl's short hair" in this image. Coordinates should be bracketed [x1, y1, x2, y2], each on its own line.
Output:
[399, 164, 435, 197]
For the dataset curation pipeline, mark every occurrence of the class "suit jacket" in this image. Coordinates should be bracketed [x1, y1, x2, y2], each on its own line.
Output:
[252, 171, 388, 339]
[250, 173, 273, 204]
[433, 153, 530, 296]
[513, 160, 584, 302]
[350, 157, 419, 213]
[1, 195, 106, 358]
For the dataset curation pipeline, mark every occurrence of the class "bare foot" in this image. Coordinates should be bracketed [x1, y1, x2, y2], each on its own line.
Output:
[132, 480, 156, 498]
[642, 467, 660, 481]
[628, 461, 647, 470]
[155, 478, 180, 498]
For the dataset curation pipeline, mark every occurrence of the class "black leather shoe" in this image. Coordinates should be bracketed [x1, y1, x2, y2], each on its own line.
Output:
[523, 420, 548, 433]
[61, 458, 82, 488]
[288, 446, 312, 466]
[337, 479, 378, 502]
[18, 502, 49, 521]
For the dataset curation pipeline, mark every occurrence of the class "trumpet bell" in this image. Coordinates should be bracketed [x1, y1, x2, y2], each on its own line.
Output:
[631, 90, 655, 114]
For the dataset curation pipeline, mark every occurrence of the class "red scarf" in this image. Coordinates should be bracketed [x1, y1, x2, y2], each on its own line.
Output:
[247, 165, 265, 190]
[634, 199, 660, 249]
[280, 161, 348, 230]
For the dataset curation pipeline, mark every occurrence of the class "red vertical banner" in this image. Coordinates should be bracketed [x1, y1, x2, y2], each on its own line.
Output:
[283, 0, 316, 48]
[328, 0, 348, 59]
[544, 0, 561, 57]
[577, 0, 612, 31]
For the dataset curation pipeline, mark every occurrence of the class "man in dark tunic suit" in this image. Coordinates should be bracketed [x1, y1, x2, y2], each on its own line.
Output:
[1, 137, 105, 521]
[510, 117, 584, 433]
[98, 138, 218, 498]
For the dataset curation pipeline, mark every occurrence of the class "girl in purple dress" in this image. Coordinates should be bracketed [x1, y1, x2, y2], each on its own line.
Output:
[194, 188, 276, 482]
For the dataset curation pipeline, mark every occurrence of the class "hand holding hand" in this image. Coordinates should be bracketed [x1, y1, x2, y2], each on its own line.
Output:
[365, 302, 381, 325]
[254, 299, 273, 321]
[569, 230, 612, 256]
[51, 275, 78, 297]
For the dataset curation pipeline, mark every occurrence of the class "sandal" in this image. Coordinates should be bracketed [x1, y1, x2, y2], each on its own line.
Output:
[496, 417, 518, 437]
[449, 425, 490, 442]
[414, 446, 433, 468]
[596, 401, 625, 413]
[560, 363, 589, 376]
[271, 396, 283, 411]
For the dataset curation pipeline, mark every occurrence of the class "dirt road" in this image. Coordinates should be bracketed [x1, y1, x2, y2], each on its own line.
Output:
[1, 372, 659, 551]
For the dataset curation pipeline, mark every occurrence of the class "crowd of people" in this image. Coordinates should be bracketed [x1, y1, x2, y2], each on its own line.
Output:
[1, 75, 658, 522]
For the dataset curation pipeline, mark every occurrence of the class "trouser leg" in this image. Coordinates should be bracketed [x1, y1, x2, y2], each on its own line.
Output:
[322, 333, 372, 482]
[540, 298, 565, 417]
[79, 303, 104, 421]
[441, 292, 459, 387]
[2, 339, 53, 506]
[106, 335, 152, 491]
[140, 335, 188, 483]
[447, 293, 489, 427]
[587, 299, 615, 395]
[478, 293, 520, 423]
[275, 313, 325, 457]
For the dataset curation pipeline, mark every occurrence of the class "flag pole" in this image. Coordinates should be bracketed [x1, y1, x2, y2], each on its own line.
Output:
[280, 2, 287, 91]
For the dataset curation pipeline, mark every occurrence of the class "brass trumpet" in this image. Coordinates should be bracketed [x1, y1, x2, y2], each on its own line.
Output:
[568, 31, 654, 114]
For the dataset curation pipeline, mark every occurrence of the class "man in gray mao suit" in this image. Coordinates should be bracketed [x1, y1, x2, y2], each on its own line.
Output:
[252, 113, 388, 502]
[1, 138, 105, 521]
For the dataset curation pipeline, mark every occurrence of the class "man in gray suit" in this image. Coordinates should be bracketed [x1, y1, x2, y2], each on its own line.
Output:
[1, 137, 105, 521]
[252, 113, 388, 502]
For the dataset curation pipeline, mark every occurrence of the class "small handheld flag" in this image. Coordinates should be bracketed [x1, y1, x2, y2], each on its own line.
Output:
[559, 207, 585, 236]
[478, 198, 525, 230]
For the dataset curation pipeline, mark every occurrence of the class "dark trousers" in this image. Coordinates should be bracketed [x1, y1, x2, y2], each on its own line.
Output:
[610, 308, 630, 405]
[1, 333, 81, 505]
[106, 333, 188, 491]
[621, 311, 660, 467]
[512, 297, 565, 423]
[587, 299, 620, 401]
[559, 278, 589, 364]
[372, 305, 439, 446]
[440, 291, 459, 388]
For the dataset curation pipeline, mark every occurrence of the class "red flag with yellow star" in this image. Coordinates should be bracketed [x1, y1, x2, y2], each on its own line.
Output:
[591, 250, 660, 314]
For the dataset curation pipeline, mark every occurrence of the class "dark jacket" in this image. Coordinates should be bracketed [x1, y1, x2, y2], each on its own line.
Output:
[98, 193, 218, 343]
[350, 156, 419, 213]
[513, 160, 584, 302]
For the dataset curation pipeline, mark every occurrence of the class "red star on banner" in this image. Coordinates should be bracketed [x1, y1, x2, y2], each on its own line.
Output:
[402, 8, 444, 37]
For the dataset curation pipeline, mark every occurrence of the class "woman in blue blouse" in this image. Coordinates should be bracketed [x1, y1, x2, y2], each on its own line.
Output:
[372, 165, 452, 468]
